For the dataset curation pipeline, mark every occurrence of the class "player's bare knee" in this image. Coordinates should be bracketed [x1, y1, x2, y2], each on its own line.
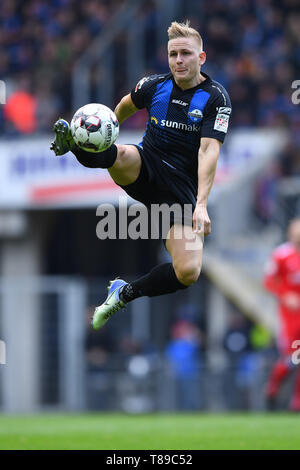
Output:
[174, 262, 201, 286]
[108, 144, 141, 185]
[113, 145, 128, 170]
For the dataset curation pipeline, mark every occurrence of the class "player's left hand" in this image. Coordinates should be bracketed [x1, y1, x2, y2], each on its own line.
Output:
[193, 203, 211, 236]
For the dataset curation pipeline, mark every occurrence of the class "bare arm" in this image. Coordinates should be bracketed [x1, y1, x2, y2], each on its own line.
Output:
[114, 93, 139, 125]
[193, 137, 221, 235]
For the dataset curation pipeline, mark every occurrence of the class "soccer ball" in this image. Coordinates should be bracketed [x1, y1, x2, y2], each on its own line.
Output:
[70, 103, 119, 153]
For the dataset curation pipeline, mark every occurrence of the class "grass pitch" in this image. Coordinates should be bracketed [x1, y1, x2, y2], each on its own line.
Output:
[0, 413, 299, 450]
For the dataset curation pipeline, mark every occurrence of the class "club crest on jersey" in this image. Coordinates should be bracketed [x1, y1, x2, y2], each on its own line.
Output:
[151, 116, 158, 124]
[188, 109, 203, 122]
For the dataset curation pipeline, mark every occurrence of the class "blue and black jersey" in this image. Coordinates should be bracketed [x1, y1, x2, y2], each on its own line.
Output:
[72, 71, 231, 228]
[115, 71, 232, 223]
[131, 72, 232, 188]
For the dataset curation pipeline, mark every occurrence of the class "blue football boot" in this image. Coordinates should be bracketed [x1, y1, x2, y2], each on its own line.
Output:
[92, 278, 128, 330]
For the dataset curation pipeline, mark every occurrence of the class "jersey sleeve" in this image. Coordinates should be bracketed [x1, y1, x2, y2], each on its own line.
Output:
[130, 75, 161, 110]
[200, 85, 232, 143]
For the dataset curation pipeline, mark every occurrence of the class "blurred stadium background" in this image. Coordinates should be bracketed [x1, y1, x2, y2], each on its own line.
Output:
[0, 0, 299, 417]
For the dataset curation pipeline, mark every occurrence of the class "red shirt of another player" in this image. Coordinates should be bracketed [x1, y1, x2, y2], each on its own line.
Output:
[264, 241, 300, 354]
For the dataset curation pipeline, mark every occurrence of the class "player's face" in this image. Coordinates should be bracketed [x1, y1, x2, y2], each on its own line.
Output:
[168, 37, 206, 89]
[288, 220, 300, 248]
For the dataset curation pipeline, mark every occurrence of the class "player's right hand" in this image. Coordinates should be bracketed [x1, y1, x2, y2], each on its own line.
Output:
[192, 203, 211, 236]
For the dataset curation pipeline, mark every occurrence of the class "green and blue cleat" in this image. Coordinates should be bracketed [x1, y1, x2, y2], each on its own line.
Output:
[50, 119, 75, 156]
[92, 278, 128, 330]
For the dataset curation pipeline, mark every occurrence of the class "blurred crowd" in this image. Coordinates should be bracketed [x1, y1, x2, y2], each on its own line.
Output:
[0, 0, 125, 132]
[0, 0, 299, 138]
[199, 0, 300, 132]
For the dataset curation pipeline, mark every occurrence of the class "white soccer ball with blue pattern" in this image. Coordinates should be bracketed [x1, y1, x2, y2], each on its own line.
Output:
[70, 103, 119, 153]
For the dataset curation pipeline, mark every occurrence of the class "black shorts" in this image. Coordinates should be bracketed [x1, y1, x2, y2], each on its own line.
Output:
[118, 145, 196, 238]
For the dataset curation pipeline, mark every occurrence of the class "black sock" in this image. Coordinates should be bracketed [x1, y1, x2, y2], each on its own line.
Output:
[72, 144, 118, 168]
[120, 263, 188, 303]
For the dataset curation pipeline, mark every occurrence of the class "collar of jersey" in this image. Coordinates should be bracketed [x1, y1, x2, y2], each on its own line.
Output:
[171, 71, 211, 93]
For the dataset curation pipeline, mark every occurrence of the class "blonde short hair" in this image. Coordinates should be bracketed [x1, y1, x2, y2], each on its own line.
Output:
[167, 20, 203, 50]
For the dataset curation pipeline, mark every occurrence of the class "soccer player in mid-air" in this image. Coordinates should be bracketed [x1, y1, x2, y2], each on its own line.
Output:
[50, 21, 232, 330]
[264, 218, 300, 411]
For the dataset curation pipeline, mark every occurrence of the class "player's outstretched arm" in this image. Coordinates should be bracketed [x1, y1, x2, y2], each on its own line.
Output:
[114, 94, 139, 125]
[193, 137, 221, 236]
